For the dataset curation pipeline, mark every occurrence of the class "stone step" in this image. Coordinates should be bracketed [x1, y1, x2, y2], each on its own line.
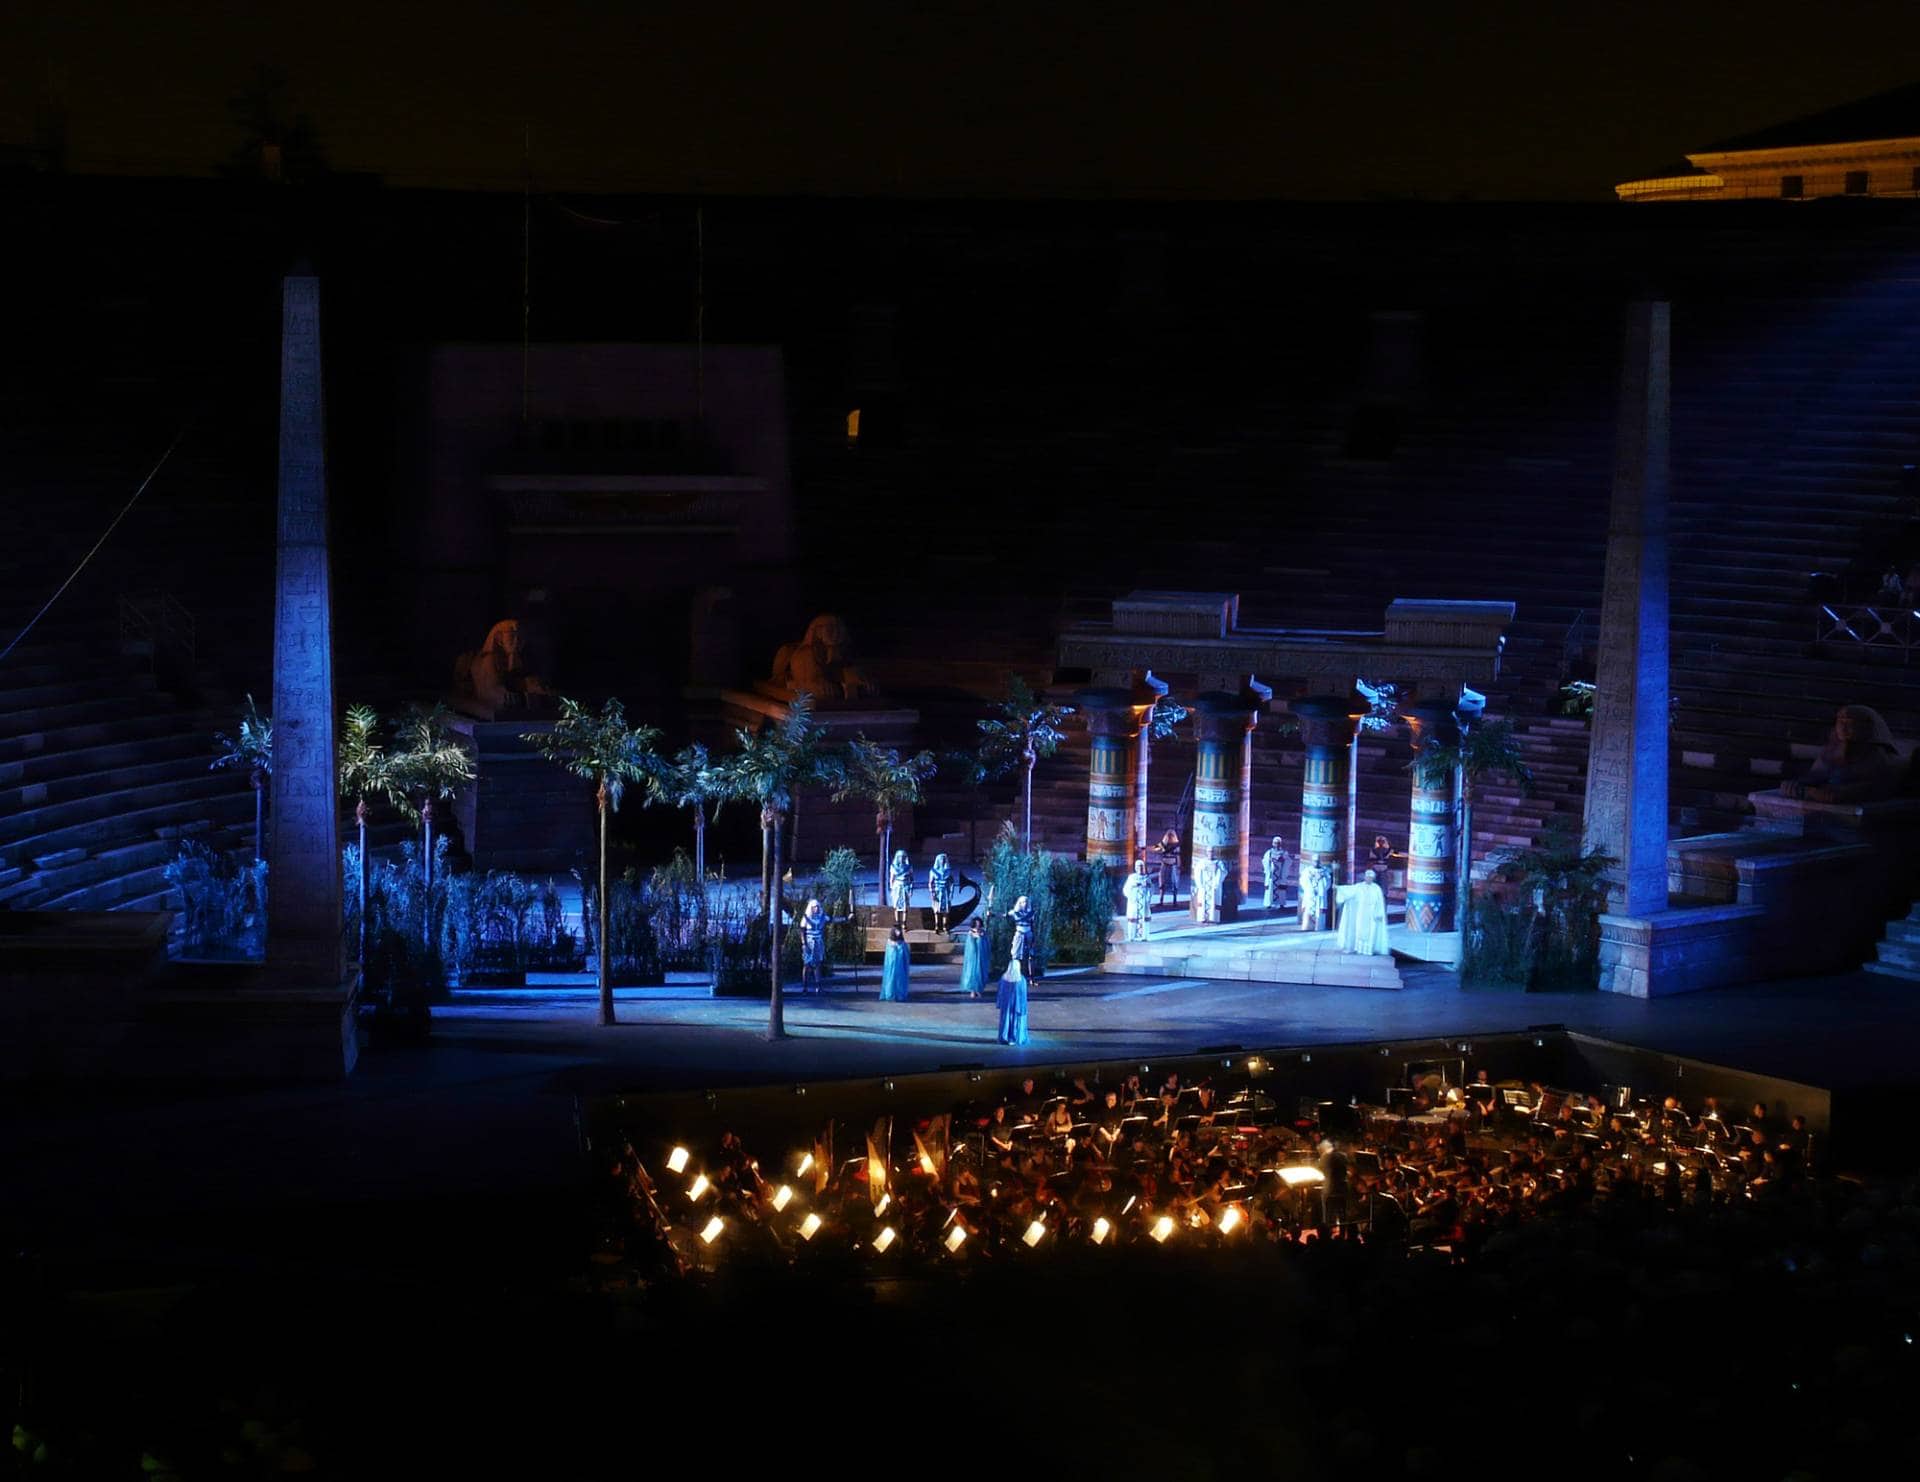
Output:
[1863, 960, 1920, 983]
[1874, 940, 1920, 972]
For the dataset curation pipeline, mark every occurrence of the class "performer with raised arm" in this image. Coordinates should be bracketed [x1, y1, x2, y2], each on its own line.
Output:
[928, 852, 955, 934]
[887, 849, 914, 930]
[1122, 858, 1156, 941]
[1333, 868, 1390, 955]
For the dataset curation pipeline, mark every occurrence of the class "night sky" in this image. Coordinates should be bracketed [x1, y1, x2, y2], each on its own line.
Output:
[3, 1, 1917, 199]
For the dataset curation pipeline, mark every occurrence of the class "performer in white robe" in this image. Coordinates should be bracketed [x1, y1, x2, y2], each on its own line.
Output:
[1121, 859, 1156, 941]
[1298, 862, 1331, 932]
[1333, 868, 1390, 956]
[1261, 837, 1288, 910]
[1194, 857, 1227, 924]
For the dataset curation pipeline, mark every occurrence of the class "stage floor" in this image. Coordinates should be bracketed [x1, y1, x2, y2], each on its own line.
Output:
[5, 959, 1917, 1285]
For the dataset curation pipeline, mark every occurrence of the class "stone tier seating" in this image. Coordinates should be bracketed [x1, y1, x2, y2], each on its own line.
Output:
[1863, 901, 1920, 983]
[862, 275, 1920, 890]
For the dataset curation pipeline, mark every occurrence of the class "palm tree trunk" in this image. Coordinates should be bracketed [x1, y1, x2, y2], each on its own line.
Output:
[1454, 764, 1472, 941]
[252, 769, 265, 864]
[1023, 753, 1036, 851]
[760, 827, 771, 919]
[767, 808, 786, 1039]
[597, 778, 613, 1026]
[356, 800, 370, 974]
[693, 803, 707, 925]
[877, 812, 892, 931]
[422, 798, 435, 893]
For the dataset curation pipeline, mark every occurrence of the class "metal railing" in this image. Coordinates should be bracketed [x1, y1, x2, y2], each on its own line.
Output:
[1814, 601, 1918, 662]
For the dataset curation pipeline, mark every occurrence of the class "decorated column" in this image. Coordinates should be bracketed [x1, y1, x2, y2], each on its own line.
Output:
[1238, 676, 1273, 897]
[1193, 692, 1258, 922]
[267, 273, 344, 991]
[1076, 687, 1139, 869]
[1293, 696, 1358, 931]
[1132, 671, 1170, 853]
[1403, 703, 1459, 933]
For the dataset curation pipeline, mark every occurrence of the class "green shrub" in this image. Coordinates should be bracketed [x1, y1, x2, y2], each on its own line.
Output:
[164, 840, 266, 958]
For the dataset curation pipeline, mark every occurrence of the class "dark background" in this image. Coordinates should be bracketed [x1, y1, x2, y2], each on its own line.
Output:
[5, 0, 1919, 201]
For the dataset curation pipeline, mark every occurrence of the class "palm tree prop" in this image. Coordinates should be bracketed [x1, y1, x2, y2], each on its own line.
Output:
[1409, 713, 1532, 936]
[524, 698, 661, 1028]
[645, 742, 722, 899]
[337, 704, 408, 977]
[390, 703, 475, 894]
[967, 676, 1075, 851]
[210, 693, 273, 862]
[834, 737, 937, 927]
[713, 690, 845, 1039]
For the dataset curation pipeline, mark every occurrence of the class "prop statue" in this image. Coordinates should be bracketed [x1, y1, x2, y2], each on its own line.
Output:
[1261, 836, 1288, 910]
[452, 619, 555, 718]
[1122, 858, 1156, 941]
[1780, 705, 1902, 804]
[769, 614, 877, 701]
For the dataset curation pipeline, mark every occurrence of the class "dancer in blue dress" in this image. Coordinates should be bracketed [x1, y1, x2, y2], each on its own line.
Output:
[879, 924, 911, 1002]
[995, 955, 1030, 1046]
[958, 915, 989, 997]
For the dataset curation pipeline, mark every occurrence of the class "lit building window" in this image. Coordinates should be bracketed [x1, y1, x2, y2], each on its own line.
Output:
[845, 408, 861, 446]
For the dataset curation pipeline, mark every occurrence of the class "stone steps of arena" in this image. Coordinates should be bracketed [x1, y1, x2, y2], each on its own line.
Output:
[0, 787, 257, 878]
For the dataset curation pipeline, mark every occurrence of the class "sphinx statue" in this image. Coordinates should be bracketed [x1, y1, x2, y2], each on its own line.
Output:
[1780, 704, 1901, 804]
[452, 619, 557, 719]
[768, 613, 876, 702]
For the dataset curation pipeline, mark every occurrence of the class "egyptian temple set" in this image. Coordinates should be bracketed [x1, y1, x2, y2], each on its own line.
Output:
[3, 180, 1919, 1080]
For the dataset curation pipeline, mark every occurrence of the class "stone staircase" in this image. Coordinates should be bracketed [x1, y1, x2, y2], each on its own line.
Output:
[1102, 914, 1406, 989]
[1863, 902, 1920, 982]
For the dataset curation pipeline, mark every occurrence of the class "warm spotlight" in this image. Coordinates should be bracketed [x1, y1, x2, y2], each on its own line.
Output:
[667, 1146, 690, 1174]
[873, 1226, 897, 1253]
[1023, 1218, 1046, 1248]
[1277, 1166, 1325, 1188]
[798, 1213, 822, 1240]
[771, 1185, 794, 1212]
[1091, 1217, 1111, 1245]
[1219, 1206, 1243, 1235]
[688, 1173, 711, 1201]
[1150, 1215, 1175, 1244]
[945, 1224, 968, 1252]
[699, 1216, 724, 1245]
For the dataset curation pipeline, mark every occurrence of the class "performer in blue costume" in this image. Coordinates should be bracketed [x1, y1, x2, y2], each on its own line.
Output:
[996, 955, 1030, 1045]
[887, 849, 914, 930]
[1007, 894, 1036, 978]
[958, 915, 989, 997]
[928, 853, 955, 934]
[879, 924, 911, 1002]
[797, 897, 850, 993]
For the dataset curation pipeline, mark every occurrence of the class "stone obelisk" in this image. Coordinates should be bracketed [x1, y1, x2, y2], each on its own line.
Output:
[266, 274, 345, 991]
[1587, 301, 1671, 991]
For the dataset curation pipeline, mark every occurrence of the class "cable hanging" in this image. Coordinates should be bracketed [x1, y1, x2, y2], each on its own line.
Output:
[0, 422, 191, 668]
